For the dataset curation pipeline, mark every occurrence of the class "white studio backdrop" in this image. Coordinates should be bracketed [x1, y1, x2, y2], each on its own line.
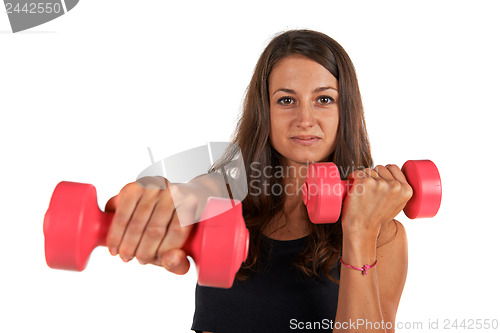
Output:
[1, 1, 499, 332]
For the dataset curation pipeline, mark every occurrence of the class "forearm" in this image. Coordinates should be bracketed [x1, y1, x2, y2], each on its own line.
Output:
[334, 233, 388, 333]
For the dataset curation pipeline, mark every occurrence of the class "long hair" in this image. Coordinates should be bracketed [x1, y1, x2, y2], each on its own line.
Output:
[211, 29, 373, 283]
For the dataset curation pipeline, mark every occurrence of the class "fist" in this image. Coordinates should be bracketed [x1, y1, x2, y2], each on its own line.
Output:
[341, 164, 413, 238]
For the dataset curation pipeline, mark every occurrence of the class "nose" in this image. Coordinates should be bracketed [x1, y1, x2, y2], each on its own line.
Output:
[296, 103, 316, 128]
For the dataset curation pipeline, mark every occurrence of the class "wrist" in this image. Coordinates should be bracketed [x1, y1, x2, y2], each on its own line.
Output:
[341, 233, 377, 267]
[342, 225, 379, 245]
[342, 215, 381, 241]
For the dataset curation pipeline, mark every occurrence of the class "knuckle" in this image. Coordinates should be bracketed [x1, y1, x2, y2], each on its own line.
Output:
[159, 190, 174, 207]
[121, 182, 140, 195]
[169, 222, 191, 239]
[157, 199, 175, 218]
[135, 202, 156, 217]
[112, 212, 130, 227]
[168, 220, 182, 235]
[141, 189, 161, 203]
[127, 221, 146, 235]
[389, 181, 402, 193]
[145, 224, 166, 239]
[376, 181, 389, 193]
[403, 184, 414, 199]
[362, 177, 376, 187]
[380, 179, 390, 188]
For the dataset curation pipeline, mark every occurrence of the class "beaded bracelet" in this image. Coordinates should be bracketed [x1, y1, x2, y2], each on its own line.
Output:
[340, 258, 378, 276]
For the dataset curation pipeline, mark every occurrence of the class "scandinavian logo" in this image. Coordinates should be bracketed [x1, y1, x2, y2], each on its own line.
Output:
[137, 142, 248, 227]
[4, 0, 79, 33]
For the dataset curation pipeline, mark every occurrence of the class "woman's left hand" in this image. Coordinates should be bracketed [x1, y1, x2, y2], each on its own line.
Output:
[341, 164, 413, 240]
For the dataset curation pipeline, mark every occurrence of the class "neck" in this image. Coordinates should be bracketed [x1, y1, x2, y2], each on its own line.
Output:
[262, 177, 311, 241]
[261, 156, 315, 240]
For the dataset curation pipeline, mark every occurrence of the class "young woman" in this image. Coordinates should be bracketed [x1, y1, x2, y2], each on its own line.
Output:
[105, 30, 411, 333]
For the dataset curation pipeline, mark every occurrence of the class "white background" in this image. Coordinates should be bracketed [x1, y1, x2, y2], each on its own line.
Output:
[1, 1, 499, 332]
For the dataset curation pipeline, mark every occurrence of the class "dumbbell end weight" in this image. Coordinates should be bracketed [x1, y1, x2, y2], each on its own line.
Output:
[302, 163, 345, 223]
[188, 197, 249, 288]
[44, 181, 112, 271]
[401, 160, 442, 219]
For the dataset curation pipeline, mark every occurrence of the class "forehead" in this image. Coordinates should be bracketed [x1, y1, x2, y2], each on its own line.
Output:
[269, 54, 338, 88]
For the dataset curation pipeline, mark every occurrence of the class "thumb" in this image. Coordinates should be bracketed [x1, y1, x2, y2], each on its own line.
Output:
[161, 248, 190, 275]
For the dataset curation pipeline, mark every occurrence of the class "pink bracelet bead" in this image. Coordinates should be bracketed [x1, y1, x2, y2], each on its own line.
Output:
[340, 258, 378, 276]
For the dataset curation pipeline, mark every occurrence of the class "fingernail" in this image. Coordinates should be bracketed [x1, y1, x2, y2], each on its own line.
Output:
[138, 260, 146, 265]
[110, 247, 118, 256]
[122, 257, 132, 263]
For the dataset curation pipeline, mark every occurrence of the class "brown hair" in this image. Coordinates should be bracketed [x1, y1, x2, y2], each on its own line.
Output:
[211, 29, 373, 283]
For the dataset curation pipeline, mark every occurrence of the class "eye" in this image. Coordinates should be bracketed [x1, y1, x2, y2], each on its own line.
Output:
[277, 96, 295, 106]
[317, 95, 335, 104]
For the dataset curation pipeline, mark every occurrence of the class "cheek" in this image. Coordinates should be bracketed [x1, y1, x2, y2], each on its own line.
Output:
[330, 119, 340, 137]
[269, 112, 289, 150]
[270, 111, 284, 134]
[323, 113, 340, 143]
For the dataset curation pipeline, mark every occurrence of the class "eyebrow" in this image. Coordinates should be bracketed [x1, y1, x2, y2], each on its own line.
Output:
[272, 86, 338, 96]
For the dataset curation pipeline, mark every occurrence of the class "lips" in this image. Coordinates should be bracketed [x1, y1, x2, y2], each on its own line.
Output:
[291, 135, 321, 140]
[290, 135, 321, 146]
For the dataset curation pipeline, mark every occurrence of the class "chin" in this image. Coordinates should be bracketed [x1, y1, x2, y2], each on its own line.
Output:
[275, 146, 334, 166]
[288, 154, 326, 166]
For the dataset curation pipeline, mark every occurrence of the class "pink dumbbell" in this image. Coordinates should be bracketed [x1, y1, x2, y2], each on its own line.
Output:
[302, 160, 442, 223]
[43, 181, 249, 288]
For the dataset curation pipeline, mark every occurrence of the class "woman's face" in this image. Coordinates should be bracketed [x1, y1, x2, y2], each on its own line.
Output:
[268, 54, 340, 170]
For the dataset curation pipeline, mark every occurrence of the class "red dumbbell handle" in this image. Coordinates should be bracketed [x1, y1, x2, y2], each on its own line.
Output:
[45, 204, 201, 263]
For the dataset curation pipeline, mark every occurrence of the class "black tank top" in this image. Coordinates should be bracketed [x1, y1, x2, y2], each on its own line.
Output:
[191, 234, 340, 333]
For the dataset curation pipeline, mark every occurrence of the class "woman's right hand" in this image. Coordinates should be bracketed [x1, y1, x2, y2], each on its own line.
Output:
[104, 176, 199, 275]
